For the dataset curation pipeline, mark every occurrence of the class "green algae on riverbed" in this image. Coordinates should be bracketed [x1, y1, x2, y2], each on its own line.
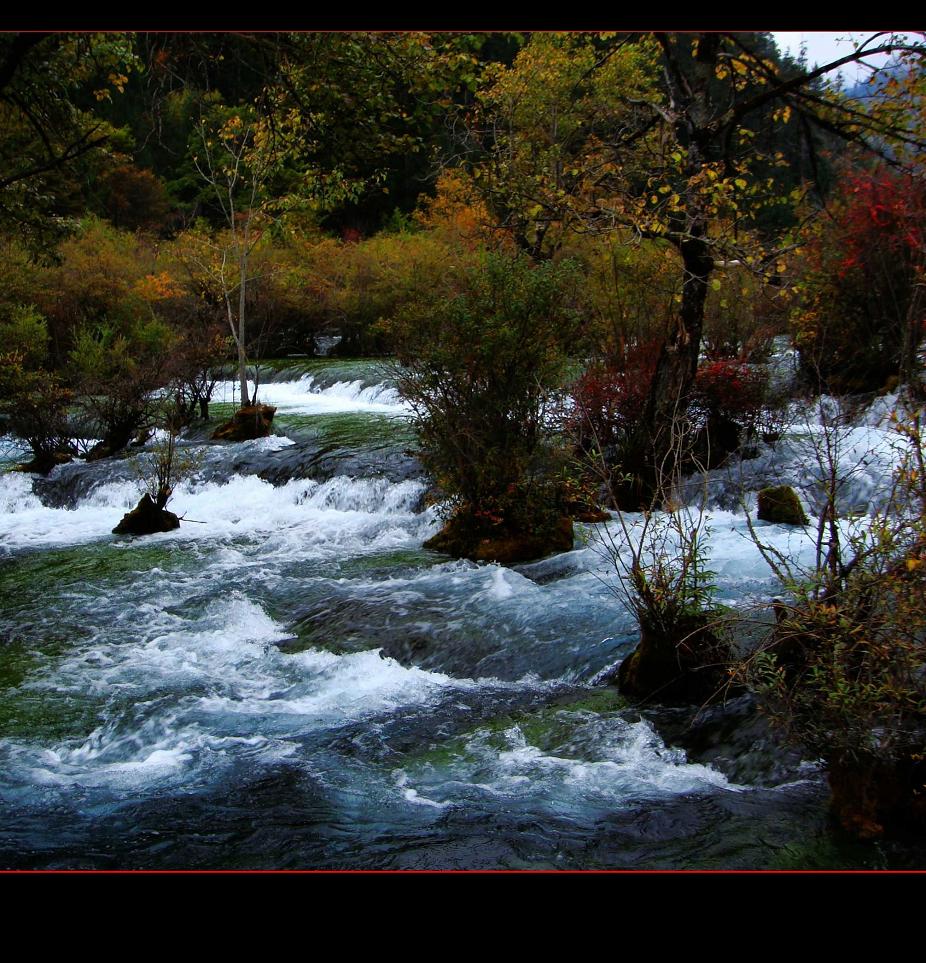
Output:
[400, 689, 631, 771]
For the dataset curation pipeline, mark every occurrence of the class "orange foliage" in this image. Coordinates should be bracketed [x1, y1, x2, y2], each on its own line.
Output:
[414, 171, 498, 248]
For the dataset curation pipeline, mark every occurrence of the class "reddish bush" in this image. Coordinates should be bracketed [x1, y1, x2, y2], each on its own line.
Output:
[572, 349, 770, 478]
[691, 359, 768, 429]
[570, 340, 662, 455]
[794, 167, 926, 392]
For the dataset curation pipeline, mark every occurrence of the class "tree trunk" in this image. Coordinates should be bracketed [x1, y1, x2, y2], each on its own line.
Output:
[900, 271, 924, 389]
[238, 252, 249, 408]
[633, 234, 713, 507]
[199, 397, 209, 420]
[237, 338, 249, 409]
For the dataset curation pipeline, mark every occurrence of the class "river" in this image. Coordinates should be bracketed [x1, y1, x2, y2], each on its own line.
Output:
[0, 360, 913, 869]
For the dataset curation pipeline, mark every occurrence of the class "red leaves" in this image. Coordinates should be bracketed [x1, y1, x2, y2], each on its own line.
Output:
[571, 339, 661, 449]
[837, 169, 926, 270]
[691, 359, 767, 423]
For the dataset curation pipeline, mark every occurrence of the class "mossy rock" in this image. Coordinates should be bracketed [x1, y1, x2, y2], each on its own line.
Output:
[13, 450, 73, 475]
[113, 493, 180, 536]
[212, 404, 276, 442]
[757, 485, 809, 526]
[616, 610, 735, 704]
[425, 515, 574, 564]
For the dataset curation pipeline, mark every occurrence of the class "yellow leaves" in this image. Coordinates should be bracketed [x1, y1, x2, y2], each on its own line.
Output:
[906, 557, 923, 572]
[94, 71, 130, 101]
[134, 272, 180, 303]
[220, 115, 244, 141]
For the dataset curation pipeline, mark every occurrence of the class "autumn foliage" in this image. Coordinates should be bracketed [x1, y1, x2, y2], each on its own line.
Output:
[572, 348, 769, 475]
[794, 168, 926, 394]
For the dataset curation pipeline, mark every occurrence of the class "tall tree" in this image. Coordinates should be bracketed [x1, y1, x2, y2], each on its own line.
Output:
[187, 102, 290, 407]
[467, 31, 926, 506]
[0, 33, 136, 247]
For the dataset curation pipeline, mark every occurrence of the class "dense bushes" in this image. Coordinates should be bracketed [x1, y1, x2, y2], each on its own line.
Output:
[387, 251, 581, 561]
[0, 307, 73, 473]
[572, 348, 772, 488]
[741, 405, 926, 838]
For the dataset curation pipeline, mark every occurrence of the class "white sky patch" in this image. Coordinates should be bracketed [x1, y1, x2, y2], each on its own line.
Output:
[772, 31, 907, 85]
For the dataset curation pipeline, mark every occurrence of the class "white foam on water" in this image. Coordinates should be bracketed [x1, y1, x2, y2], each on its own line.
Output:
[0, 594, 493, 794]
[683, 392, 915, 515]
[212, 375, 408, 416]
[0, 470, 432, 554]
[228, 433, 296, 452]
[577, 506, 895, 606]
[396, 709, 737, 813]
[483, 567, 520, 601]
[0, 470, 43, 513]
[194, 646, 478, 725]
[1, 381, 914, 830]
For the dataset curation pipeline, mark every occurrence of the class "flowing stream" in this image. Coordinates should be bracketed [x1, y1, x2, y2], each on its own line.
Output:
[0, 360, 912, 869]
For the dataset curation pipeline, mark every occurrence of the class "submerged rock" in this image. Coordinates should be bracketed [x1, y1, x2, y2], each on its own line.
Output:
[112, 493, 180, 536]
[212, 404, 277, 442]
[644, 692, 809, 787]
[757, 485, 809, 526]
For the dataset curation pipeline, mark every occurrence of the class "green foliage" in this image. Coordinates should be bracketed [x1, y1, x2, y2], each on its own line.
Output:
[0, 33, 138, 248]
[36, 217, 157, 360]
[0, 304, 49, 367]
[275, 33, 495, 234]
[471, 33, 661, 259]
[389, 251, 581, 537]
[0, 308, 73, 469]
[249, 221, 483, 357]
[131, 423, 201, 510]
[594, 488, 735, 703]
[69, 314, 175, 456]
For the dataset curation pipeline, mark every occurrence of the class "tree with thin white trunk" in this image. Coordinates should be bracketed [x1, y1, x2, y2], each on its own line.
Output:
[192, 106, 279, 409]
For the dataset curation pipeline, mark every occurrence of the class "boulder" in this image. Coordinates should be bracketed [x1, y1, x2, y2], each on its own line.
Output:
[616, 610, 735, 704]
[425, 515, 574, 564]
[112, 493, 180, 536]
[212, 404, 276, 442]
[757, 485, 809, 526]
[14, 450, 73, 475]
